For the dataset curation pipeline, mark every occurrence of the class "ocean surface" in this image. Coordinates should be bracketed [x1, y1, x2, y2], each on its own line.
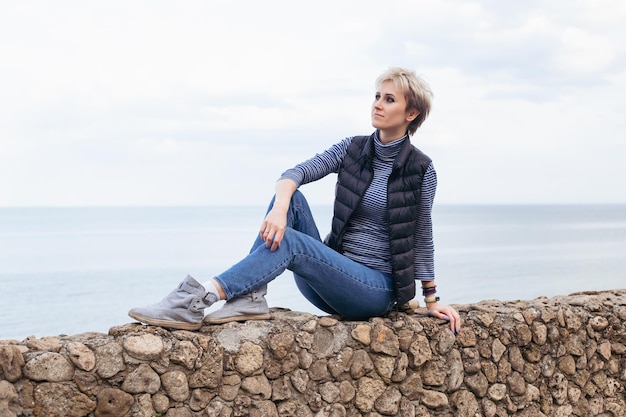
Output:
[1, 204, 625, 341]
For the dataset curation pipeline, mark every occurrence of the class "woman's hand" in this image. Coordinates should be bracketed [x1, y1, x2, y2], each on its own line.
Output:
[260, 206, 288, 251]
[261, 179, 298, 251]
[426, 302, 462, 334]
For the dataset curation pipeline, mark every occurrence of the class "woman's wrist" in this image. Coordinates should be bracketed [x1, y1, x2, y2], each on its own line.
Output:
[271, 201, 290, 212]
[421, 282, 438, 303]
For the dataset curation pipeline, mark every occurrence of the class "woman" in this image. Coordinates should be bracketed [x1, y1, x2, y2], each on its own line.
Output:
[129, 67, 462, 334]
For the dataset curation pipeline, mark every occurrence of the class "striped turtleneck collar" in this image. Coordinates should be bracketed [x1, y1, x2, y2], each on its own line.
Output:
[373, 131, 408, 162]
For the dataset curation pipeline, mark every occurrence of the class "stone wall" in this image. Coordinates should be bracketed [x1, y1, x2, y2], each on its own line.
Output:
[1, 290, 625, 417]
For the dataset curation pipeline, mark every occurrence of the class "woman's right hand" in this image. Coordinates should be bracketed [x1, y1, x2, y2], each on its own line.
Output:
[260, 206, 288, 251]
[260, 178, 298, 251]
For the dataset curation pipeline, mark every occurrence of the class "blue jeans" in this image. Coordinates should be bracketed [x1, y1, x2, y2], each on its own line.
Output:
[214, 191, 396, 319]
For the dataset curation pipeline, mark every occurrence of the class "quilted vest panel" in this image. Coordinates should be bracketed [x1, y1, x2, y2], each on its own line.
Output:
[326, 133, 432, 306]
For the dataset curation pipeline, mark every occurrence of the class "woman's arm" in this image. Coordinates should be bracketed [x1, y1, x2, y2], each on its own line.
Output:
[260, 178, 298, 251]
[414, 163, 437, 280]
[414, 163, 462, 333]
[261, 137, 353, 251]
[280, 137, 352, 186]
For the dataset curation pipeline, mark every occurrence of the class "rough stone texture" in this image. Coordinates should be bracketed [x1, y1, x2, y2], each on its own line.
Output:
[121, 363, 161, 394]
[161, 370, 190, 402]
[23, 352, 74, 382]
[65, 342, 97, 372]
[0, 290, 625, 417]
[94, 387, 134, 417]
[0, 346, 25, 383]
[0, 380, 18, 417]
[123, 333, 164, 361]
[33, 382, 96, 417]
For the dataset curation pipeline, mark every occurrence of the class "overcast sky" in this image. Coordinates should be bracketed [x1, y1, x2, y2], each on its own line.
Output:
[1, 0, 625, 207]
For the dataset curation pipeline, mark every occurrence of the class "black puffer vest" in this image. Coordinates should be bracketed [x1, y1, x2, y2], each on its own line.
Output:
[325, 134, 432, 307]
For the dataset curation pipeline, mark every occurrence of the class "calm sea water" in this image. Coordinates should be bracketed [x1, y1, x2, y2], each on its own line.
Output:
[1, 204, 625, 340]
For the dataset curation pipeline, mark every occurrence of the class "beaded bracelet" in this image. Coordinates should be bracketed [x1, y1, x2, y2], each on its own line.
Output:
[421, 285, 437, 296]
[424, 295, 440, 303]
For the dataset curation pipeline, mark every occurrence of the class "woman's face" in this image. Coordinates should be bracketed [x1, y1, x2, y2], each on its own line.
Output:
[371, 80, 418, 142]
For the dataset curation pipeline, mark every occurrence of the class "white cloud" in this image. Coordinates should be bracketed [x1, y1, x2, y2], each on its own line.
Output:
[0, 0, 624, 206]
[552, 27, 615, 76]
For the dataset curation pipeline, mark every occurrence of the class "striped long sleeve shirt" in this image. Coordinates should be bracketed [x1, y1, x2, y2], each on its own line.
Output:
[280, 133, 436, 281]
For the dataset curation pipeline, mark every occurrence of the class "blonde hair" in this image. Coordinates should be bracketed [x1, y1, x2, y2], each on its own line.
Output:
[375, 67, 433, 135]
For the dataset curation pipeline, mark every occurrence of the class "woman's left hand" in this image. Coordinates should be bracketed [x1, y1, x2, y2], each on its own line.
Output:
[426, 302, 462, 334]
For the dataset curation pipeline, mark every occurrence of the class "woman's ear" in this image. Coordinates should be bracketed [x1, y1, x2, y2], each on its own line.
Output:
[406, 109, 420, 122]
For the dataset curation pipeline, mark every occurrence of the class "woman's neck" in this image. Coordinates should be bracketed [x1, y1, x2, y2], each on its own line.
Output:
[374, 133, 405, 162]
[378, 128, 409, 144]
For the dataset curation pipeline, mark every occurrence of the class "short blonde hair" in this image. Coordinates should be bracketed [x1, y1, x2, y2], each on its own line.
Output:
[375, 67, 433, 135]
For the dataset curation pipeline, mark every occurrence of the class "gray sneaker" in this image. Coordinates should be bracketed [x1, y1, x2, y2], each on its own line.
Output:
[129, 275, 218, 330]
[204, 285, 271, 324]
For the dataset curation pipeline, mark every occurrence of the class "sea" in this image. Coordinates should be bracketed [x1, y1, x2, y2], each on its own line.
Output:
[1, 204, 625, 341]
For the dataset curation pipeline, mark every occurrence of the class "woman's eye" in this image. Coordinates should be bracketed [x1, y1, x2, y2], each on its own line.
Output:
[375, 94, 381, 100]
[386, 97, 395, 103]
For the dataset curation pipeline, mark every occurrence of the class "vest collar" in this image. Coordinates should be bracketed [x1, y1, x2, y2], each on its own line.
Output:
[364, 131, 413, 170]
